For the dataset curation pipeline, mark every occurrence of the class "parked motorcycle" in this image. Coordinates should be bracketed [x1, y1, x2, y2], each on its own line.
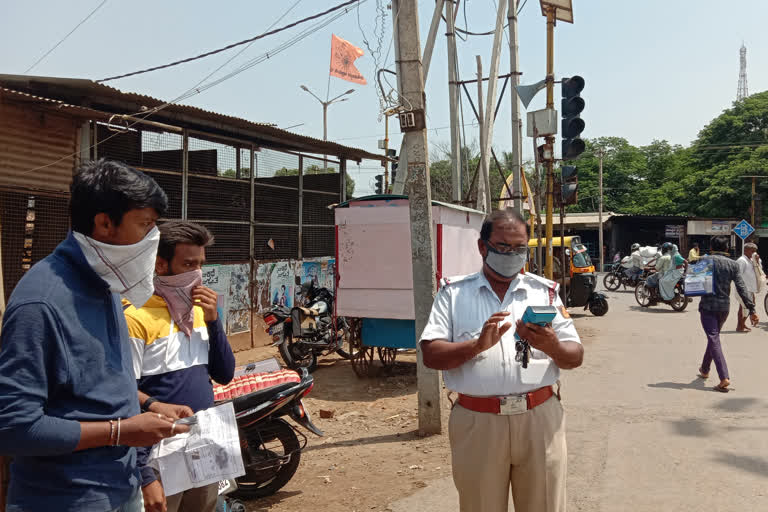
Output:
[229, 367, 323, 499]
[265, 277, 357, 372]
[603, 263, 649, 291]
[634, 274, 688, 311]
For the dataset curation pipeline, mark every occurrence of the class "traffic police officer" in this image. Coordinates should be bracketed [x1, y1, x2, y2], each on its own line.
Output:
[421, 209, 583, 512]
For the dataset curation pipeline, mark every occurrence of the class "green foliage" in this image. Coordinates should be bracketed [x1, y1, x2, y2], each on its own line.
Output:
[274, 164, 356, 198]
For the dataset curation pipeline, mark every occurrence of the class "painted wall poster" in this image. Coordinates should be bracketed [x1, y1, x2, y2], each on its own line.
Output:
[227, 264, 251, 334]
[300, 261, 322, 288]
[202, 265, 229, 319]
[270, 262, 294, 309]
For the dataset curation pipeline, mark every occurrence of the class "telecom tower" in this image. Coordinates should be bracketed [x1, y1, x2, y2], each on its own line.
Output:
[737, 44, 748, 101]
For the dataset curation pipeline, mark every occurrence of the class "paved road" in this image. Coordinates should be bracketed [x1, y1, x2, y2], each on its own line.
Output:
[390, 284, 768, 511]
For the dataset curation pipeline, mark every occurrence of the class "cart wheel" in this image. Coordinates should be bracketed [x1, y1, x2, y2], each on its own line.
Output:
[351, 346, 375, 378]
[348, 319, 375, 377]
[378, 347, 397, 369]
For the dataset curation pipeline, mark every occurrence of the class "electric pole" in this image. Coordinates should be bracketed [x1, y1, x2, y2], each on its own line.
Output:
[392, 0, 441, 435]
[598, 148, 604, 272]
[508, 0, 524, 215]
[445, 0, 462, 202]
[544, 7, 556, 279]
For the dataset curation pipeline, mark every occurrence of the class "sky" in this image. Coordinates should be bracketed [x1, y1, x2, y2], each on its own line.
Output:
[2, 0, 767, 195]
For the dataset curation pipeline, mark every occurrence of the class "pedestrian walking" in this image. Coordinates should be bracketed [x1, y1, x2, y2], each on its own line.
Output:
[697, 236, 758, 392]
[735, 243, 760, 332]
[0, 160, 192, 512]
[420, 209, 583, 512]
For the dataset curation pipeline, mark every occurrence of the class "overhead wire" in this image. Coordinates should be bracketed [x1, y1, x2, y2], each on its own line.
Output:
[20, 1, 362, 176]
[97, 0, 363, 82]
[25, 0, 109, 73]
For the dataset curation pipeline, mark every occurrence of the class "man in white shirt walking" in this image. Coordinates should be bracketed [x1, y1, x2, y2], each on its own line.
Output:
[736, 242, 760, 332]
[420, 209, 583, 512]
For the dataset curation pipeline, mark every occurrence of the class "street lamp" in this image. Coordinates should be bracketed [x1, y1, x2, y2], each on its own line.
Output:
[299, 85, 355, 141]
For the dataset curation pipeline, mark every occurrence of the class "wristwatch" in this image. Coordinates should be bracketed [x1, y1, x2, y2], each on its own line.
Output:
[142, 397, 159, 413]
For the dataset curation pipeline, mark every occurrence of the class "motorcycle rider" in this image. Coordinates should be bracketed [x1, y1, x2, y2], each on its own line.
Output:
[646, 243, 673, 289]
[625, 243, 644, 281]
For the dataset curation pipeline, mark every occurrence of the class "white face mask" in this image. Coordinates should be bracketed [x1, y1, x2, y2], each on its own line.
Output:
[73, 226, 160, 308]
[484, 242, 528, 279]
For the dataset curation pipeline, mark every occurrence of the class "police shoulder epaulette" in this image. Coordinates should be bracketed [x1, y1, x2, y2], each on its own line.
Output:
[440, 273, 479, 287]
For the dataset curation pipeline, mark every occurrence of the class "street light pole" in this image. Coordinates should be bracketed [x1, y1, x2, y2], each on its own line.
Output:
[300, 85, 355, 170]
[598, 148, 604, 272]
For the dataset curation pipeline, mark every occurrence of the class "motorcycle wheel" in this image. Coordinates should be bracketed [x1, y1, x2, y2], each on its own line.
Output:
[670, 289, 688, 312]
[603, 273, 621, 291]
[334, 317, 360, 360]
[634, 282, 652, 307]
[278, 332, 318, 373]
[589, 297, 609, 316]
[234, 419, 301, 500]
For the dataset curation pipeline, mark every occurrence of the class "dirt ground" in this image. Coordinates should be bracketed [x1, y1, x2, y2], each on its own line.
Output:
[238, 325, 597, 512]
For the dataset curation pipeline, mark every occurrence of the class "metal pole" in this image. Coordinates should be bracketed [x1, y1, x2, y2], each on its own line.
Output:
[446, 0, 462, 203]
[508, 0, 523, 215]
[322, 103, 328, 172]
[752, 176, 757, 228]
[340, 158, 348, 202]
[384, 114, 390, 191]
[560, 203, 567, 303]
[598, 149, 604, 272]
[182, 129, 189, 220]
[249, 146, 256, 350]
[533, 131, 543, 274]
[544, 7, 555, 279]
[298, 155, 304, 259]
[475, 56, 488, 212]
[393, 0, 441, 435]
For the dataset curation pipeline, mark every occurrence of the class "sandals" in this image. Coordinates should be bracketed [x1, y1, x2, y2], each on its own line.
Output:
[698, 368, 709, 379]
[713, 379, 730, 393]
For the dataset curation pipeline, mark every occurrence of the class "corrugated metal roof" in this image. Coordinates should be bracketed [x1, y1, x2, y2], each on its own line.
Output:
[0, 74, 387, 163]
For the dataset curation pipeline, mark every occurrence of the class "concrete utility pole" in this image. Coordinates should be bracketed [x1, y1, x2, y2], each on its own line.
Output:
[477, 0, 509, 214]
[392, 0, 442, 435]
[475, 57, 489, 212]
[445, 0, 462, 202]
[508, 0, 524, 214]
[544, 7, 556, 279]
[598, 148, 604, 272]
[390, 0, 443, 196]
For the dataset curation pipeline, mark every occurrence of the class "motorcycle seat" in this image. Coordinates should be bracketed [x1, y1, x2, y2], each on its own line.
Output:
[233, 381, 300, 412]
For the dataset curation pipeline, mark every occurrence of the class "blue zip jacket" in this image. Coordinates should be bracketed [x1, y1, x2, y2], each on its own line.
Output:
[0, 233, 141, 512]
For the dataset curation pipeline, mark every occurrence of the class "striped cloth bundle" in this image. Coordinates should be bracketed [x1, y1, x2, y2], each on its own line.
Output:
[213, 369, 301, 402]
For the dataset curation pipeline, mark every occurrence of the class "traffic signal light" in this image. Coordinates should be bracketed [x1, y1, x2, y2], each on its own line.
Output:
[561, 165, 578, 205]
[390, 154, 399, 193]
[375, 174, 383, 194]
[561, 76, 585, 160]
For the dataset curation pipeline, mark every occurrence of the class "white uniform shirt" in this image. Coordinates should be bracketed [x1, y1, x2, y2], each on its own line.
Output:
[420, 271, 581, 396]
[631, 250, 644, 269]
[737, 255, 758, 293]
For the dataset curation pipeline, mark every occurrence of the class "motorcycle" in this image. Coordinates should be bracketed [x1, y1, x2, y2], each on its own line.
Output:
[634, 273, 688, 311]
[265, 277, 358, 373]
[229, 367, 323, 499]
[603, 263, 649, 291]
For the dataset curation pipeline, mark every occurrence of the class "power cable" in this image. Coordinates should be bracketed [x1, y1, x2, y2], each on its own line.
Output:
[25, 0, 109, 73]
[19, 1, 361, 176]
[97, 0, 362, 82]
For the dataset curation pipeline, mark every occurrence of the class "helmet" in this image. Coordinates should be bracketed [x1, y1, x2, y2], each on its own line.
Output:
[661, 242, 673, 253]
[631, 243, 640, 251]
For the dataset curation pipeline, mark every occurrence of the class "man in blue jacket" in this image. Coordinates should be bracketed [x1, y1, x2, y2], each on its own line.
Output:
[125, 220, 235, 512]
[0, 160, 192, 512]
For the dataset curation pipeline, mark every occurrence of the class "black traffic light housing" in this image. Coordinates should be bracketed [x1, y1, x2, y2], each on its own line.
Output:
[561, 76, 585, 160]
[387, 149, 398, 193]
[560, 165, 578, 205]
[375, 174, 384, 194]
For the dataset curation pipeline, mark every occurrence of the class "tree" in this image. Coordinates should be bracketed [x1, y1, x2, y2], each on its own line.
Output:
[274, 164, 356, 198]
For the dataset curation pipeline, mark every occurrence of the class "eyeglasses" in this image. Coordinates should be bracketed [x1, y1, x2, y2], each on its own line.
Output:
[485, 241, 528, 256]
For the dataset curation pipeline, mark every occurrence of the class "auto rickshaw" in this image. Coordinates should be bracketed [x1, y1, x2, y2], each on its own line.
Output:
[527, 236, 609, 316]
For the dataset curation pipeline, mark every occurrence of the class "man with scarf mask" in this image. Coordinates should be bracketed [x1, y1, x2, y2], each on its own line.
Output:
[0, 160, 192, 512]
[419, 209, 583, 512]
[124, 220, 235, 512]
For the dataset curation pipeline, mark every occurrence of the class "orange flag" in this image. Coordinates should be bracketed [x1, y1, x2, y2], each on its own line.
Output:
[329, 34, 367, 85]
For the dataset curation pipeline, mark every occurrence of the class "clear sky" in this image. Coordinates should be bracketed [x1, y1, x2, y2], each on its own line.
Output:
[2, 0, 766, 195]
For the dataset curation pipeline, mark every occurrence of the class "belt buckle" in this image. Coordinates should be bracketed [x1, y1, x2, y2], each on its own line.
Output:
[499, 395, 528, 415]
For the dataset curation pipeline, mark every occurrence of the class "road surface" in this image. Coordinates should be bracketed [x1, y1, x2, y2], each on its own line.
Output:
[390, 285, 768, 511]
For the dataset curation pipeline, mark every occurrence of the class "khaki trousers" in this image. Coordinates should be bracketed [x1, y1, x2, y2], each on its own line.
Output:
[448, 395, 567, 512]
[165, 482, 219, 512]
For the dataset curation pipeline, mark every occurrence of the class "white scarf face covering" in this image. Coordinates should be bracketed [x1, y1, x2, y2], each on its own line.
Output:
[73, 226, 160, 308]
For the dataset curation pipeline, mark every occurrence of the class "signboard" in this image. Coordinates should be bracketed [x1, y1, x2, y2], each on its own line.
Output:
[732, 219, 755, 240]
[665, 225, 684, 238]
